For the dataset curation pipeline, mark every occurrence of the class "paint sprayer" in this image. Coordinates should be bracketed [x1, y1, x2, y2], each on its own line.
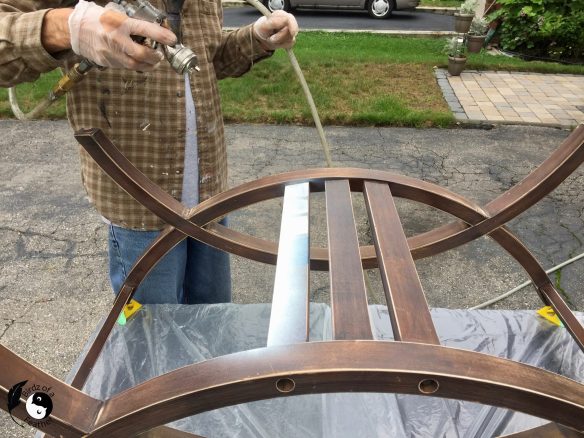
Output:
[23, 0, 198, 120]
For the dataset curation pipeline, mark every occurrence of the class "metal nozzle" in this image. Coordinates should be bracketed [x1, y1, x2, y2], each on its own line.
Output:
[163, 44, 200, 75]
[116, 0, 200, 75]
[115, 0, 165, 23]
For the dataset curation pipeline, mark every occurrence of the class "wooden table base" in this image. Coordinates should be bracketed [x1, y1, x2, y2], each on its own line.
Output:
[2, 125, 584, 437]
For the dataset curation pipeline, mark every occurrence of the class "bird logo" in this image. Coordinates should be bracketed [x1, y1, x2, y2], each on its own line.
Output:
[7, 380, 27, 427]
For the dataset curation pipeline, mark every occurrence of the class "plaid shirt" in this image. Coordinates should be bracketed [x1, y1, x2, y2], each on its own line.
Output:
[0, 0, 272, 229]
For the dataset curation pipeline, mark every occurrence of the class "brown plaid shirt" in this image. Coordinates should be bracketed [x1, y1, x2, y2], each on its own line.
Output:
[0, 0, 272, 229]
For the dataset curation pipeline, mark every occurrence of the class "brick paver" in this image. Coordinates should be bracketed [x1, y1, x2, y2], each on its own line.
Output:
[435, 69, 584, 127]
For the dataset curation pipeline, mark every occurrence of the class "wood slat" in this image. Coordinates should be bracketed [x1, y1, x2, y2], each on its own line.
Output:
[364, 181, 439, 344]
[325, 180, 372, 340]
[267, 183, 310, 346]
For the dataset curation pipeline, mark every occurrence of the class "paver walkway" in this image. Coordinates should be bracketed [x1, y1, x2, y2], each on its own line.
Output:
[436, 69, 584, 127]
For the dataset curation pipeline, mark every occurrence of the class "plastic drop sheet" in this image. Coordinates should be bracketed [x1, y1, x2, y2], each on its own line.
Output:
[72, 304, 584, 437]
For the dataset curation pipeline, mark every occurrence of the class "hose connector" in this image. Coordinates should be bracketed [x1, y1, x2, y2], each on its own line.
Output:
[51, 59, 96, 101]
[163, 44, 200, 75]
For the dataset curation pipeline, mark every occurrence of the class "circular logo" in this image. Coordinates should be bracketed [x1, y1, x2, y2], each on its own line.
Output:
[25, 392, 53, 420]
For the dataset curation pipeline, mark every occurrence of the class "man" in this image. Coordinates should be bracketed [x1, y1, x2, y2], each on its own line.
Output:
[0, 0, 298, 304]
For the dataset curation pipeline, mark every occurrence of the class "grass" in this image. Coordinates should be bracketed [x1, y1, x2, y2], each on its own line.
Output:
[0, 70, 66, 120]
[221, 33, 584, 127]
[2, 33, 584, 127]
[219, 34, 454, 126]
[420, 0, 461, 7]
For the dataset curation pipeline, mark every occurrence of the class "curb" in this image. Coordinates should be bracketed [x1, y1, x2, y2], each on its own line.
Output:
[417, 6, 458, 15]
[223, 27, 455, 37]
[297, 29, 455, 36]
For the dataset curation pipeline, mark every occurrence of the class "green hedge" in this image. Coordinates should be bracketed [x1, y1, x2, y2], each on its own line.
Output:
[490, 0, 584, 63]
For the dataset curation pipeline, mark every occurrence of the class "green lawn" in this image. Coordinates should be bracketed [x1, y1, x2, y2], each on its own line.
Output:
[2, 32, 583, 127]
[0, 70, 66, 120]
[420, 0, 461, 7]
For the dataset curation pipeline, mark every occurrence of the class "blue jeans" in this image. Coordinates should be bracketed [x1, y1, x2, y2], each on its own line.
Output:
[107, 222, 231, 304]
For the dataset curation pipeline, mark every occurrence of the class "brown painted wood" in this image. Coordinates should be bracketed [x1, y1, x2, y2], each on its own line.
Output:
[0, 344, 101, 437]
[74, 128, 476, 259]
[364, 181, 439, 344]
[138, 426, 207, 438]
[69, 128, 584, 394]
[88, 342, 584, 436]
[499, 422, 584, 437]
[72, 127, 559, 287]
[325, 180, 372, 340]
[74, 125, 584, 266]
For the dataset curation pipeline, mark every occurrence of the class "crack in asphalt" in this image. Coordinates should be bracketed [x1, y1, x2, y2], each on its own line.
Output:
[0, 318, 15, 340]
[0, 296, 58, 341]
[0, 226, 77, 243]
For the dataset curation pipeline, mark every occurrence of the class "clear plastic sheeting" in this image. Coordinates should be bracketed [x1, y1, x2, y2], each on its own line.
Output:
[73, 304, 584, 437]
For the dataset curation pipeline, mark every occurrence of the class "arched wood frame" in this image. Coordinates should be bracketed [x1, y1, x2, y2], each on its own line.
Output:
[1, 125, 583, 437]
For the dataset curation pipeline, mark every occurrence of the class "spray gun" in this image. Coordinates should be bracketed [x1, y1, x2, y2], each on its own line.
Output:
[113, 0, 199, 75]
[18, 0, 198, 120]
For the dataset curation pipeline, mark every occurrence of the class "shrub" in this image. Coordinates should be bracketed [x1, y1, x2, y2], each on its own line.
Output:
[469, 17, 489, 35]
[459, 0, 478, 14]
[443, 36, 467, 57]
[489, 0, 584, 63]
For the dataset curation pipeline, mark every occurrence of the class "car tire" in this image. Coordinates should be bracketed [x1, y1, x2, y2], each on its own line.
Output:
[264, 0, 292, 12]
[367, 0, 395, 18]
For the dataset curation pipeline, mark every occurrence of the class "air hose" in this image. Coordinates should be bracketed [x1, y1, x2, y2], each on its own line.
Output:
[8, 59, 94, 121]
[244, 0, 333, 167]
[470, 251, 584, 310]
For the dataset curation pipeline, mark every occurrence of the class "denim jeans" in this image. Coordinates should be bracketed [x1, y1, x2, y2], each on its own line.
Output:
[107, 221, 231, 304]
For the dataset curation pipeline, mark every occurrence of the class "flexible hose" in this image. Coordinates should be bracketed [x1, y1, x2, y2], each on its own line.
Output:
[9, 88, 57, 121]
[7, 87, 27, 120]
[246, 0, 333, 168]
[8, 68, 67, 121]
[470, 251, 584, 310]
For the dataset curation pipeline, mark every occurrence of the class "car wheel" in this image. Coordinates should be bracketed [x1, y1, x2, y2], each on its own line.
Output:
[264, 0, 292, 12]
[367, 0, 395, 18]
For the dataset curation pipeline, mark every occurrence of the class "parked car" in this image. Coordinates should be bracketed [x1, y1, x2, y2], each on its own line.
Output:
[263, 0, 420, 19]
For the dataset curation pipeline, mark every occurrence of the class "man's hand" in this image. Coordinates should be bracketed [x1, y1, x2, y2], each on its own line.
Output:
[253, 11, 299, 51]
[68, 1, 177, 71]
[42, 8, 74, 54]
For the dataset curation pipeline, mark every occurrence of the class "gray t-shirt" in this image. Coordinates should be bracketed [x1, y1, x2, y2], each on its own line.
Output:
[181, 74, 199, 208]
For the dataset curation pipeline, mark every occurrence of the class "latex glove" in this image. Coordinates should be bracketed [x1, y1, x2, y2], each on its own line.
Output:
[253, 11, 299, 51]
[68, 1, 177, 71]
